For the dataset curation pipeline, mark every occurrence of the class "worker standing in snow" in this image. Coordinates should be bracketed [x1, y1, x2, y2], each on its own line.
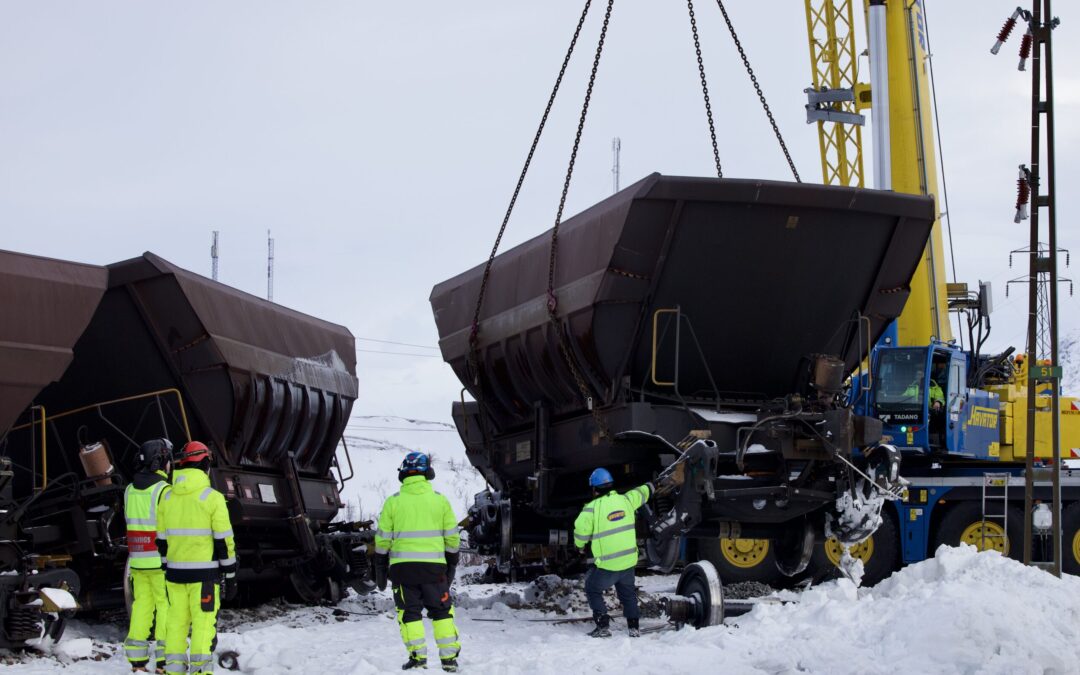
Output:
[373, 452, 462, 672]
[124, 439, 173, 673]
[574, 468, 652, 638]
[156, 441, 236, 675]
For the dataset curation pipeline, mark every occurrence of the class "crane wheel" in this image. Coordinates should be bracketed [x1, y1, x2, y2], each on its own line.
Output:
[803, 510, 899, 587]
[934, 502, 1023, 560]
[698, 537, 781, 585]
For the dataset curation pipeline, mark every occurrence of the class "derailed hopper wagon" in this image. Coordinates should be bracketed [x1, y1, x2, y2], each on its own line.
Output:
[431, 174, 934, 578]
[1, 250, 369, 648]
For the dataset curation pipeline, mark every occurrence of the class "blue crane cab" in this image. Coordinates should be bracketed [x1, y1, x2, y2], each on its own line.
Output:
[861, 343, 1000, 459]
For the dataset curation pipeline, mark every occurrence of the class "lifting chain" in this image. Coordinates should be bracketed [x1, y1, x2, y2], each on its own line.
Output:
[713, 0, 801, 182]
[546, 0, 616, 440]
[687, 0, 723, 178]
[467, 0, 597, 389]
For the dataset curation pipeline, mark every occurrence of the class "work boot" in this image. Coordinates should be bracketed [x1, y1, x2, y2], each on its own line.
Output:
[441, 657, 459, 672]
[627, 617, 641, 638]
[402, 654, 428, 670]
[587, 614, 611, 638]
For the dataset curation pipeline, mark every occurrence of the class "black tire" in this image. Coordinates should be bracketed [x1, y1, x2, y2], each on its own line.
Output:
[802, 510, 900, 587]
[697, 537, 782, 586]
[933, 501, 1023, 560]
[1062, 502, 1080, 576]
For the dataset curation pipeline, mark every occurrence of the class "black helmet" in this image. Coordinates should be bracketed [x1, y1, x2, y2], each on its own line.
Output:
[137, 438, 174, 473]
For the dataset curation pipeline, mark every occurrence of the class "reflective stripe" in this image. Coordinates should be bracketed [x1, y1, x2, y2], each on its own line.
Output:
[581, 508, 593, 513]
[390, 550, 444, 560]
[574, 534, 591, 543]
[199, 487, 213, 501]
[442, 529, 458, 537]
[435, 636, 458, 645]
[374, 546, 389, 555]
[166, 560, 219, 569]
[393, 530, 446, 539]
[440, 647, 458, 657]
[189, 653, 211, 664]
[166, 528, 213, 537]
[163, 491, 172, 500]
[404, 638, 426, 647]
[213, 529, 233, 539]
[375, 529, 392, 539]
[174, 475, 186, 484]
[127, 518, 156, 527]
[129, 550, 161, 558]
[165, 654, 188, 662]
[125, 639, 150, 647]
[219, 557, 237, 567]
[160, 556, 167, 563]
[149, 482, 166, 520]
[164, 664, 187, 673]
[591, 523, 636, 540]
[598, 547, 638, 562]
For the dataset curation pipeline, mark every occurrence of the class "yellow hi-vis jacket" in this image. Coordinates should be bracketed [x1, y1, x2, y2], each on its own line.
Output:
[574, 482, 652, 571]
[125, 470, 170, 570]
[374, 476, 460, 565]
[156, 468, 236, 583]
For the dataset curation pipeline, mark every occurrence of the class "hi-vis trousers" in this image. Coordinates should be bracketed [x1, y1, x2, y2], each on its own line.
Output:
[125, 567, 169, 669]
[393, 581, 461, 664]
[164, 580, 219, 675]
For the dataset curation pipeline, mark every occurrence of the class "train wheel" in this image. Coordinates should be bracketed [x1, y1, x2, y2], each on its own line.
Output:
[1063, 502, 1080, 576]
[934, 502, 1023, 560]
[698, 537, 781, 585]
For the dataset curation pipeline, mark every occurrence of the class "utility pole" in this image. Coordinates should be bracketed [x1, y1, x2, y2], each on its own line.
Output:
[995, 0, 1063, 576]
[211, 231, 219, 281]
[267, 229, 274, 302]
[611, 137, 621, 193]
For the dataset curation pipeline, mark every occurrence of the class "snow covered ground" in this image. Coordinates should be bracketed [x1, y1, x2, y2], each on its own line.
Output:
[7, 418, 1080, 673]
[5, 546, 1080, 674]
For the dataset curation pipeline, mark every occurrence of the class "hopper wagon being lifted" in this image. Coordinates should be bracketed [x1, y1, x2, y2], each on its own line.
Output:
[431, 173, 935, 581]
[0, 250, 369, 649]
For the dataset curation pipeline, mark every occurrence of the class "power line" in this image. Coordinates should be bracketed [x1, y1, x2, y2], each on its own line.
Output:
[356, 337, 439, 351]
[356, 348, 440, 358]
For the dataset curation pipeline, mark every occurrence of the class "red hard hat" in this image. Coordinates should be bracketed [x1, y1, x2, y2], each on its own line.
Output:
[177, 440, 211, 467]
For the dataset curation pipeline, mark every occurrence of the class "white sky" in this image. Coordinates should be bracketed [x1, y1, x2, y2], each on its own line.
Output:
[2, 1, 1077, 423]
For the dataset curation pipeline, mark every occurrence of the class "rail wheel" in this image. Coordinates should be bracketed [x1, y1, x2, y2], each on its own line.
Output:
[698, 537, 781, 585]
[934, 502, 1023, 560]
[1063, 502, 1080, 576]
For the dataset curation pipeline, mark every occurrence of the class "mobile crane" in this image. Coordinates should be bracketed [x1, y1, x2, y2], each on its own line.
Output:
[713, 0, 1080, 587]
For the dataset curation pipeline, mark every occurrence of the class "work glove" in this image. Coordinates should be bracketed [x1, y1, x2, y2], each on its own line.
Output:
[222, 572, 238, 602]
[374, 553, 389, 592]
[444, 550, 460, 586]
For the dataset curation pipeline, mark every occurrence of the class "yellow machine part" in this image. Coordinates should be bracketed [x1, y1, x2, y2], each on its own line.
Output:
[876, 0, 951, 347]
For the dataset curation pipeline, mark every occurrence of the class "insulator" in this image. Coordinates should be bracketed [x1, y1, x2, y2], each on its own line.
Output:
[1018, 31, 1033, 71]
[992, 16, 1018, 54]
[1016, 176, 1030, 208]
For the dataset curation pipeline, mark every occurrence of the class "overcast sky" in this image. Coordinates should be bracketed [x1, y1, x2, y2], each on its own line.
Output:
[2, 2, 1077, 424]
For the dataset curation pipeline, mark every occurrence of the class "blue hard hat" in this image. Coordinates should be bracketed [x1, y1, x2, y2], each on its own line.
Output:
[399, 452, 430, 474]
[589, 467, 614, 489]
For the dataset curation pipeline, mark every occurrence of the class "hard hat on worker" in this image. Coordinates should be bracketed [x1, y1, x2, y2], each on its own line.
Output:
[589, 467, 614, 490]
[398, 451, 435, 482]
[137, 438, 173, 473]
[175, 440, 211, 470]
